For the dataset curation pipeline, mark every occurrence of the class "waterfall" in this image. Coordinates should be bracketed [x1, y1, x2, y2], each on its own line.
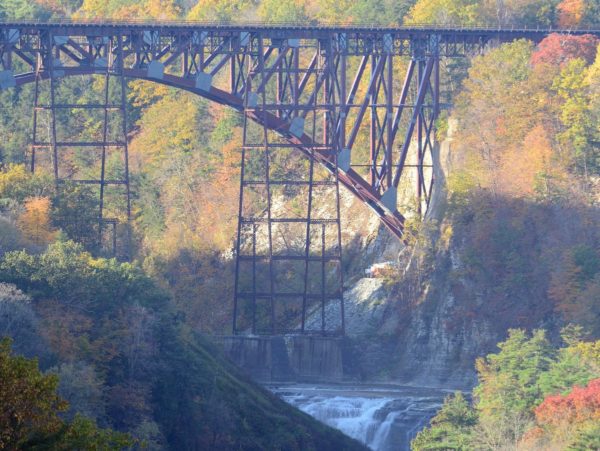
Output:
[298, 396, 395, 448]
[274, 386, 447, 451]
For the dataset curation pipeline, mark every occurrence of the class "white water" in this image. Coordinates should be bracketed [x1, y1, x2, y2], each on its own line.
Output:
[272, 385, 448, 451]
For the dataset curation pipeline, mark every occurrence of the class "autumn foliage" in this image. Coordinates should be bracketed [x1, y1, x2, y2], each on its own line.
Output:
[556, 0, 586, 27]
[414, 331, 600, 450]
[17, 197, 56, 246]
[531, 33, 599, 67]
[535, 378, 600, 426]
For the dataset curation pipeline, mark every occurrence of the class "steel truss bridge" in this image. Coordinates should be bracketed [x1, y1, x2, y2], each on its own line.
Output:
[0, 22, 598, 336]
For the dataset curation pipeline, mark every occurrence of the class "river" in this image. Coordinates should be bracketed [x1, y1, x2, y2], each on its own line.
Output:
[270, 384, 451, 451]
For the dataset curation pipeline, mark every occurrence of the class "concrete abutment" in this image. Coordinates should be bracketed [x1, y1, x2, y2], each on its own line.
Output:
[214, 335, 348, 383]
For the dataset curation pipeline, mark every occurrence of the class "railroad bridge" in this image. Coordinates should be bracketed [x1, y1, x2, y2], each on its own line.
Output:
[1, 23, 598, 357]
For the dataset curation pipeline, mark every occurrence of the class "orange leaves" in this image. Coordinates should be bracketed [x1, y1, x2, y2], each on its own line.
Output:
[452, 36, 599, 199]
[535, 378, 600, 426]
[498, 124, 559, 196]
[557, 0, 586, 27]
[17, 197, 57, 247]
[219, 128, 242, 180]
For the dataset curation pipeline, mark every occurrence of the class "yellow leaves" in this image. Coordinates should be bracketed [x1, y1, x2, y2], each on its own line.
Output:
[404, 0, 479, 26]
[187, 0, 255, 21]
[128, 80, 171, 110]
[144, 0, 182, 19]
[129, 92, 200, 167]
[17, 197, 57, 247]
[571, 340, 600, 373]
[112, 0, 182, 20]
[75, 0, 182, 20]
[0, 164, 30, 199]
[72, 0, 113, 19]
[111, 4, 149, 20]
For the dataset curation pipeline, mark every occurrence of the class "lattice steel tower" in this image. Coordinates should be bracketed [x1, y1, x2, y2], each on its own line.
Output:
[30, 33, 131, 257]
[233, 39, 345, 336]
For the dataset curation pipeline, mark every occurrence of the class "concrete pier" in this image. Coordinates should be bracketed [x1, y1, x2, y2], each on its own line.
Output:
[214, 335, 345, 382]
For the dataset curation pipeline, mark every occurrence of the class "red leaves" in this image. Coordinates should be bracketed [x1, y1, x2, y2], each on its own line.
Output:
[531, 33, 599, 67]
[535, 378, 600, 426]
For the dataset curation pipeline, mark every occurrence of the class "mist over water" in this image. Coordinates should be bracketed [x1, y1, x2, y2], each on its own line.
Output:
[271, 385, 448, 451]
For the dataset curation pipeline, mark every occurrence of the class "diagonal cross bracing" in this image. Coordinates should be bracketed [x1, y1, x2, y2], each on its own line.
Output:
[1, 22, 598, 335]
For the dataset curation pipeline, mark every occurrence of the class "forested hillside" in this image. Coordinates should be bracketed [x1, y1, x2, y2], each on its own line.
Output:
[0, 241, 366, 449]
[0, 0, 599, 449]
[412, 328, 600, 449]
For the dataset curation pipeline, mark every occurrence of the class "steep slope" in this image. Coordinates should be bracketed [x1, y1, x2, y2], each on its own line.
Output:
[0, 243, 367, 449]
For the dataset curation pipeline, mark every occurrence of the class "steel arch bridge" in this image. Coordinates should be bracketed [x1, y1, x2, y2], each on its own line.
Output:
[1, 22, 598, 336]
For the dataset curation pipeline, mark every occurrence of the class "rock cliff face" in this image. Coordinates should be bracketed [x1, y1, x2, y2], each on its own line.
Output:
[338, 253, 496, 388]
[385, 249, 496, 389]
[338, 122, 498, 389]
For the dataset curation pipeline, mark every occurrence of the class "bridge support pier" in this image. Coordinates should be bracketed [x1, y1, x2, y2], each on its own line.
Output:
[215, 335, 345, 382]
[29, 34, 131, 258]
[232, 43, 345, 337]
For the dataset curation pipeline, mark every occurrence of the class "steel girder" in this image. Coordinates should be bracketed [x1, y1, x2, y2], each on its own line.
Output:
[2, 23, 598, 237]
[0, 22, 572, 239]
[2, 23, 598, 335]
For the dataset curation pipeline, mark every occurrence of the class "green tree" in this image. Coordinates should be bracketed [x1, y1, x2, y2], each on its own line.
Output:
[51, 183, 101, 252]
[475, 329, 555, 418]
[257, 0, 310, 22]
[0, 0, 51, 20]
[539, 342, 598, 396]
[187, 0, 254, 21]
[411, 392, 477, 450]
[404, 0, 479, 26]
[568, 423, 600, 451]
[0, 337, 66, 448]
[0, 338, 130, 449]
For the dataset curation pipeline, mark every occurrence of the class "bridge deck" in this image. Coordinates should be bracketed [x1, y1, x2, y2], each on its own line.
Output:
[1, 21, 599, 41]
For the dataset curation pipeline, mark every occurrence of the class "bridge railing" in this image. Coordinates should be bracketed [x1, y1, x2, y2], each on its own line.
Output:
[0, 19, 598, 34]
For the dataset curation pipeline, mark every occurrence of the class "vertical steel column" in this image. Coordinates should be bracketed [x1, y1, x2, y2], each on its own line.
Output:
[98, 70, 110, 247]
[232, 83, 247, 334]
[30, 62, 42, 173]
[118, 36, 132, 259]
[385, 52, 393, 191]
[369, 54, 377, 187]
[416, 58, 424, 216]
[334, 152, 345, 336]
[261, 85, 276, 335]
[49, 40, 59, 184]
